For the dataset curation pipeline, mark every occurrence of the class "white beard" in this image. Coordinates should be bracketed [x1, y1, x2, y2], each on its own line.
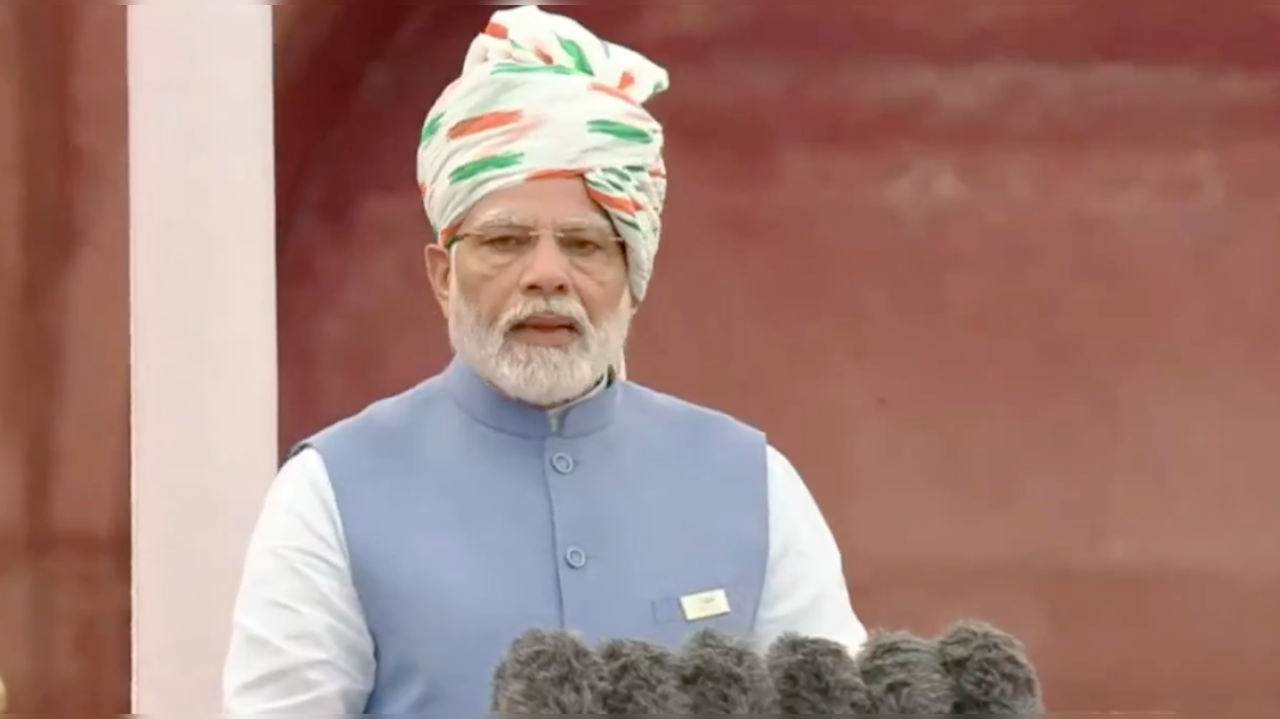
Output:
[447, 274, 632, 407]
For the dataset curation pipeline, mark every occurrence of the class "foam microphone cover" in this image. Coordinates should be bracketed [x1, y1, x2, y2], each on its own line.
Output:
[596, 637, 691, 714]
[766, 632, 874, 714]
[936, 619, 1045, 714]
[855, 629, 957, 714]
[677, 628, 775, 713]
[491, 628, 606, 713]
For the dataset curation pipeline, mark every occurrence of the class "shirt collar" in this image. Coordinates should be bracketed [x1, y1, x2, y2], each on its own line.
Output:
[443, 355, 620, 438]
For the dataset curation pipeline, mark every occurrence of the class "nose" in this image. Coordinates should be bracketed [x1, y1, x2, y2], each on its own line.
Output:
[519, 234, 572, 296]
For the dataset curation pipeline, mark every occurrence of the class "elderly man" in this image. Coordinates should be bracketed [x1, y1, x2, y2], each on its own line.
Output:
[223, 5, 864, 714]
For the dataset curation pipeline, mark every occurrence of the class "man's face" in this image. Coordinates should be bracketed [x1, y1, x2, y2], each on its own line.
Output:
[426, 177, 634, 407]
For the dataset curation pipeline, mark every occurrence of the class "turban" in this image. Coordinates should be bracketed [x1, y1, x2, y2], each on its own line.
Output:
[416, 5, 670, 301]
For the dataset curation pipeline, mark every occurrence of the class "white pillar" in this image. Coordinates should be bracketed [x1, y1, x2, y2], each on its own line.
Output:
[127, 3, 277, 713]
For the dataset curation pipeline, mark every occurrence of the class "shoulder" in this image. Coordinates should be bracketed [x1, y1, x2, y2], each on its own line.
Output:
[314, 374, 452, 440]
[620, 380, 765, 439]
[284, 375, 457, 488]
[242, 447, 347, 571]
[761, 444, 819, 519]
[293, 373, 454, 463]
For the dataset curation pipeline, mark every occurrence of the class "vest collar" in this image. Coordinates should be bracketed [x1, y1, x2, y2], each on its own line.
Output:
[443, 356, 620, 438]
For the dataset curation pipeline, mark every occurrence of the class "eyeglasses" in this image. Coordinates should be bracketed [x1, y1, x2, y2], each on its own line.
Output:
[452, 224, 626, 274]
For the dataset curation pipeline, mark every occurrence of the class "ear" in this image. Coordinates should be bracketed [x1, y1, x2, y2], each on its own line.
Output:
[424, 242, 452, 316]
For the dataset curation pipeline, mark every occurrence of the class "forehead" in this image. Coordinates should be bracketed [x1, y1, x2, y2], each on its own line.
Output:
[459, 177, 612, 230]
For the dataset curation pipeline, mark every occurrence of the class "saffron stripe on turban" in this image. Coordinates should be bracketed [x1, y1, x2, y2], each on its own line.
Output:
[416, 4, 670, 301]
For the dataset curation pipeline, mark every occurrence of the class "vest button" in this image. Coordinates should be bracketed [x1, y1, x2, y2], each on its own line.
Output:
[550, 452, 575, 474]
[565, 546, 587, 569]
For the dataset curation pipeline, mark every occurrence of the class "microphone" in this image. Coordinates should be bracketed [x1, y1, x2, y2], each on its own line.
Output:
[936, 620, 1045, 714]
[677, 628, 775, 713]
[490, 628, 606, 713]
[595, 637, 691, 714]
[766, 632, 874, 714]
[855, 629, 957, 714]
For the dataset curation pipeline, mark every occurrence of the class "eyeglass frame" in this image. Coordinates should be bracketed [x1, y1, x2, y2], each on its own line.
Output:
[445, 221, 628, 275]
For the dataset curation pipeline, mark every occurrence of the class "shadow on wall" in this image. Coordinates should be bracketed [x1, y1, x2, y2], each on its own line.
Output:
[275, 3, 1280, 712]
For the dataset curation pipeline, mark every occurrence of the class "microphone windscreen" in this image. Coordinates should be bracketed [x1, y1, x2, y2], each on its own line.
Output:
[677, 628, 775, 713]
[936, 619, 1045, 714]
[766, 632, 873, 714]
[855, 629, 957, 714]
[491, 628, 606, 714]
[596, 637, 691, 714]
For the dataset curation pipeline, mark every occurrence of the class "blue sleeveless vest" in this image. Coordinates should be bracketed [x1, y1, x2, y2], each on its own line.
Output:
[300, 358, 769, 714]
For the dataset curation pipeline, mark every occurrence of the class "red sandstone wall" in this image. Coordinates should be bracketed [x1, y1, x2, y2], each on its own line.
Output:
[0, 4, 379, 710]
[2, 1, 1277, 713]
[278, 3, 1280, 712]
[0, 5, 131, 713]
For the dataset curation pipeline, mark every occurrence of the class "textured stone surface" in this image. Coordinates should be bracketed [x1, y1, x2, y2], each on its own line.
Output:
[0, 4, 129, 713]
[276, 2, 1280, 712]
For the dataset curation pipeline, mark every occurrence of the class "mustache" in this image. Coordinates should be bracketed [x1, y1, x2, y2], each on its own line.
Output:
[499, 297, 591, 334]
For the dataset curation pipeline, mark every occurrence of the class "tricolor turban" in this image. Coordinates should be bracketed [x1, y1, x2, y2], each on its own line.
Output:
[416, 4, 670, 301]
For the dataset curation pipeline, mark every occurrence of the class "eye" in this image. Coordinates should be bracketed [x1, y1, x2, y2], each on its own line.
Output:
[562, 238, 602, 254]
[482, 233, 527, 249]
